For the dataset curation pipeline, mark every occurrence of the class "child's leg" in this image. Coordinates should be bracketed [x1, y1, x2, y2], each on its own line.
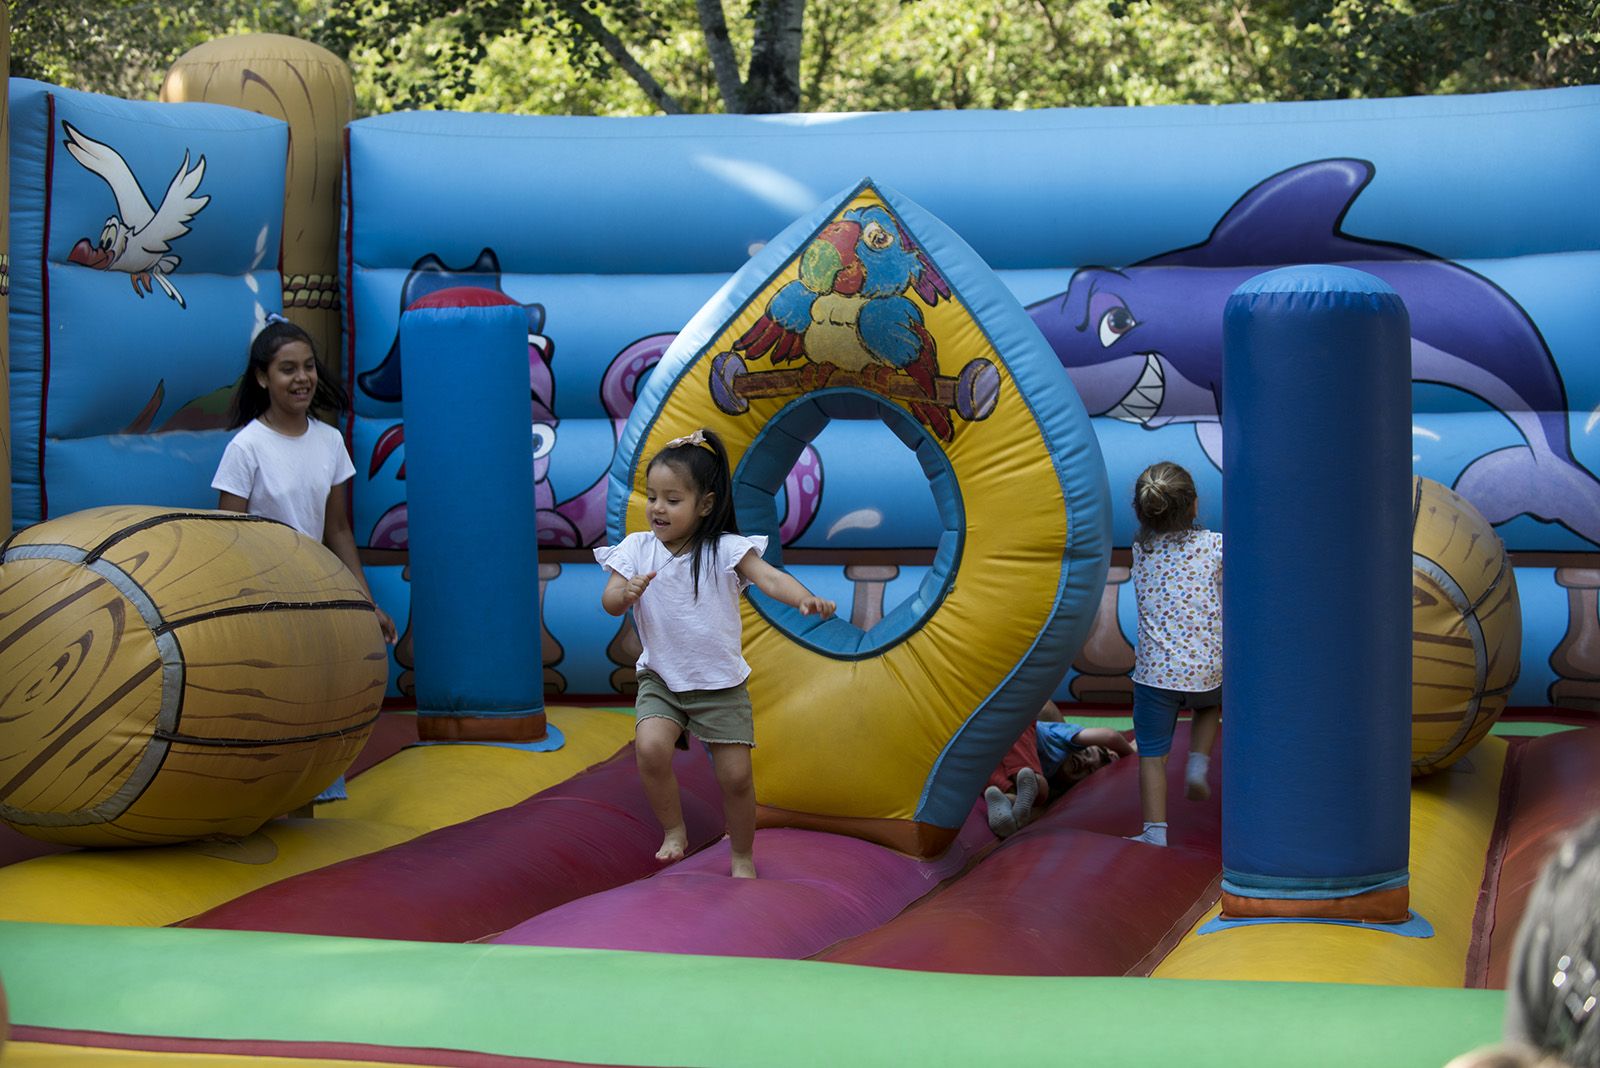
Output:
[1127, 683, 1178, 846]
[636, 716, 689, 862]
[1185, 701, 1222, 801]
[709, 742, 757, 878]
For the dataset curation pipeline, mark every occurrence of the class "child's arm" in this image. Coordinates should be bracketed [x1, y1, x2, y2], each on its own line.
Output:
[323, 483, 398, 644]
[601, 570, 655, 616]
[217, 491, 248, 512]
[735, 553, 836, 618]
[1074, 726, 1134, 758]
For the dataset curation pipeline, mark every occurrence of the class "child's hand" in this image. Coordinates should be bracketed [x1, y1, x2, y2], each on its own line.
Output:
[374, 605, 399, 645]
[622, 571, 657, 607]
[797, 596, 836, 619]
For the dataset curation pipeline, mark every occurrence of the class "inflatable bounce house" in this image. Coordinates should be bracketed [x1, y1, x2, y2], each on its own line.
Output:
[1, 23, 1597, 1066]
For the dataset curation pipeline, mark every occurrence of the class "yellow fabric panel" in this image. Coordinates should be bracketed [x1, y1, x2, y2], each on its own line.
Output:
[1153, 735, 1506, 985]
[623, 189, 1068, 823]
[0, 707, 633, 927]
[3, 1042, 448, 1068]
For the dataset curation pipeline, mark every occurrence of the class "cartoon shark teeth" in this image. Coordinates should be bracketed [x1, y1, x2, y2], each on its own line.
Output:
[1103, 352, 1165, 424]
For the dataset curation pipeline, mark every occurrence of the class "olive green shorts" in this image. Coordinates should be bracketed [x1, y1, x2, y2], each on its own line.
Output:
[634, 670, 756, 748]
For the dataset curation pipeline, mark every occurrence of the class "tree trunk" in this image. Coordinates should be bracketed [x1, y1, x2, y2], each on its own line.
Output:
[742, 0, 805, 113]
[696, 0, 746, 111]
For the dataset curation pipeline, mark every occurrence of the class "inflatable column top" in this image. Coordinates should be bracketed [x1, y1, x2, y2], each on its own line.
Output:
[8, 79, 287, 530]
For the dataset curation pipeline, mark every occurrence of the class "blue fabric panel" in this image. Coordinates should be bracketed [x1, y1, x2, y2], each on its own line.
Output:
[1222, 266, 1413, 893]
[347, 89, 1600, 273]
[399, 299, 543, 718]
[43, 268, 273, 438]
[43, 431, 231, 516]
[7, 79, 285, 530]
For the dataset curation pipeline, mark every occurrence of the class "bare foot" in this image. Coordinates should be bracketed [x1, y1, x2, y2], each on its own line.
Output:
[730, 851, 757, 878]
[655, 825, 688, 862]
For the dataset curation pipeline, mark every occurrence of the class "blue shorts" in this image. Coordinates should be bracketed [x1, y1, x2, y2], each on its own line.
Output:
[1131, 681, 1221, 758]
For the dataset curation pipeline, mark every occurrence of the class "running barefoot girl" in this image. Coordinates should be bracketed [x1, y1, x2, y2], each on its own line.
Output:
[597, 428, 835, 878]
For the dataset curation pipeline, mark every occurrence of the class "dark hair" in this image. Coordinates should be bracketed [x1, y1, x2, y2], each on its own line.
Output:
[1505, 814, 1600, 1067]
[227, 318, 350, 429]
[647, 428, 738, 600]
[1133, 460, 1199, 548]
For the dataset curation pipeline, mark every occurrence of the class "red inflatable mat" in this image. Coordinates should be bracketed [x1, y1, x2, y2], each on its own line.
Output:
[181, 742, 726, 941]
[1469, 725, 1600, 987]
[815, 722, 1223, 975]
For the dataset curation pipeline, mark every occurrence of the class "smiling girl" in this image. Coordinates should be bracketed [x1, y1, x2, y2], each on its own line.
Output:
[212, 314, 397, 645]
[597, 427, 835, 878]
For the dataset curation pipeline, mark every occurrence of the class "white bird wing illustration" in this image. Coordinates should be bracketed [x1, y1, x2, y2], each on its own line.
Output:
[136, 150, 210, 262]
[62, 121, 156, 232]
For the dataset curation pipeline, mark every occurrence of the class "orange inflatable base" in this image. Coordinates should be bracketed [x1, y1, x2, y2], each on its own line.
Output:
[1221, 885, 1411, 924]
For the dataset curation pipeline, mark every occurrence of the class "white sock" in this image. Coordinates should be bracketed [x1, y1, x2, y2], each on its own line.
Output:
[1126, 821, 1168, 847]
[1186, 752, 1210, 781]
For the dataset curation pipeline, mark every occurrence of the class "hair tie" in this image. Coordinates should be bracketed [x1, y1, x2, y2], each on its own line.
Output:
[665, 429, 709, 450]
[264, 311, 289, 326]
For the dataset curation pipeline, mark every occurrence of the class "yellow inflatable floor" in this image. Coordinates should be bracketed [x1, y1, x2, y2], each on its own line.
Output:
[0, 707, 634, 927]
[1155, 735, 1505, 985]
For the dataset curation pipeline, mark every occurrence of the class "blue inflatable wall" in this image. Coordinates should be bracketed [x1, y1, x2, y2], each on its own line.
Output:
[7, 80, 286, 527]
[338, 88, 1600, 705]
[9, 79, 1600, 709]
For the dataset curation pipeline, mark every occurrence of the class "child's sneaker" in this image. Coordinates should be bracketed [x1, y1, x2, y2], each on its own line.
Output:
[984, 786, 1018, 837]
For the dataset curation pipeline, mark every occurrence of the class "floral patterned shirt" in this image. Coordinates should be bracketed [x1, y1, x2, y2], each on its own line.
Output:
[1130, 529, 1223, 692]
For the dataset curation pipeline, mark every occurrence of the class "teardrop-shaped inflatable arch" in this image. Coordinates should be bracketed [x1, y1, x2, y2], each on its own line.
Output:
[608, 179, 1110, 856]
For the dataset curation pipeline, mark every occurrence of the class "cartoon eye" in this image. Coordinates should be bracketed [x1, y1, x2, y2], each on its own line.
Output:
[1097, 303, 1137, 347]
[99, 223, 116, 249]
[531, 423, 556, 461]
[862, 221, 893, 251]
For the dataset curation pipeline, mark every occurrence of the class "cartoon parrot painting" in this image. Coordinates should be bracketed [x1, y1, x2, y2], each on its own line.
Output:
[61, 121, 209, 307]
[735, 205, 955, 439]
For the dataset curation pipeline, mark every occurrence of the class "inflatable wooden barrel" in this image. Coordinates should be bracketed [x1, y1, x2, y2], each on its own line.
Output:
[1411, 476, 1521, 775]
[0, 506, 386, 846]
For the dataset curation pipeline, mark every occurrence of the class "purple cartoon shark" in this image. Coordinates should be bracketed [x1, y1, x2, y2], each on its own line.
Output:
[1028, 158, 1600, 547]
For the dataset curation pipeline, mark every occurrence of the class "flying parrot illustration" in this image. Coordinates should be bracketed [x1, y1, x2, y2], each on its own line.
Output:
[735, 205, 955, 439]
[61, 121, 209, 307]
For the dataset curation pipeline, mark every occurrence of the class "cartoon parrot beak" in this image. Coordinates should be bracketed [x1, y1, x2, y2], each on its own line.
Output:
[67, 238, 114, 270]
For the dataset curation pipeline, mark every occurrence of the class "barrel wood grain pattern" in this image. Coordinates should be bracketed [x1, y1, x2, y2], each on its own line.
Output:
[0, 507, 385, 846]
[1411, 478, 1521, 774]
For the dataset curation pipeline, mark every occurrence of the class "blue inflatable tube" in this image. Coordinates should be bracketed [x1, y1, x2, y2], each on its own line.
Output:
[398, 288, 551, 744]
[1220, 266, 1413, 921]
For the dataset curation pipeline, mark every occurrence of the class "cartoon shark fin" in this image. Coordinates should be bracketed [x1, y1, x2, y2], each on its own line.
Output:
[1146, 159, 1414, 269]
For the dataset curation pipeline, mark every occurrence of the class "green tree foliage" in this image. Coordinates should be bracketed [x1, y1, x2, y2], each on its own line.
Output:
[8, 0, 1598, 115]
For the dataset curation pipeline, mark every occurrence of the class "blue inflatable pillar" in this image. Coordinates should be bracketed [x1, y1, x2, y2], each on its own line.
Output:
[399, 287, 551, 745]
[1220, 266, 1412, 924]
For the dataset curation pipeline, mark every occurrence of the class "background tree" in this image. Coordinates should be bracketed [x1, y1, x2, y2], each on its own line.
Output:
[8, 0, 1598, 115]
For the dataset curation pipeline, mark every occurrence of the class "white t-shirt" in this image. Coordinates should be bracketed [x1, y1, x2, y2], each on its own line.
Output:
[595, 530, 768, 692]
[1130, 529, 1224, 692]
[211, 418, 356, 542]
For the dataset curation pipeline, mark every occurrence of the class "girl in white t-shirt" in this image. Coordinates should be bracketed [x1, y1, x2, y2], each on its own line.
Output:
[597, 427, 835, 879]
[212, 315, 397, 646]
[1126, 461, 1222, 847]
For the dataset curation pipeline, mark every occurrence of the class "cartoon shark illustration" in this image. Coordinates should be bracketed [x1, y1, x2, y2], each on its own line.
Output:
[61, 121, 208, 307]
[1028, 157, 1600, 547]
